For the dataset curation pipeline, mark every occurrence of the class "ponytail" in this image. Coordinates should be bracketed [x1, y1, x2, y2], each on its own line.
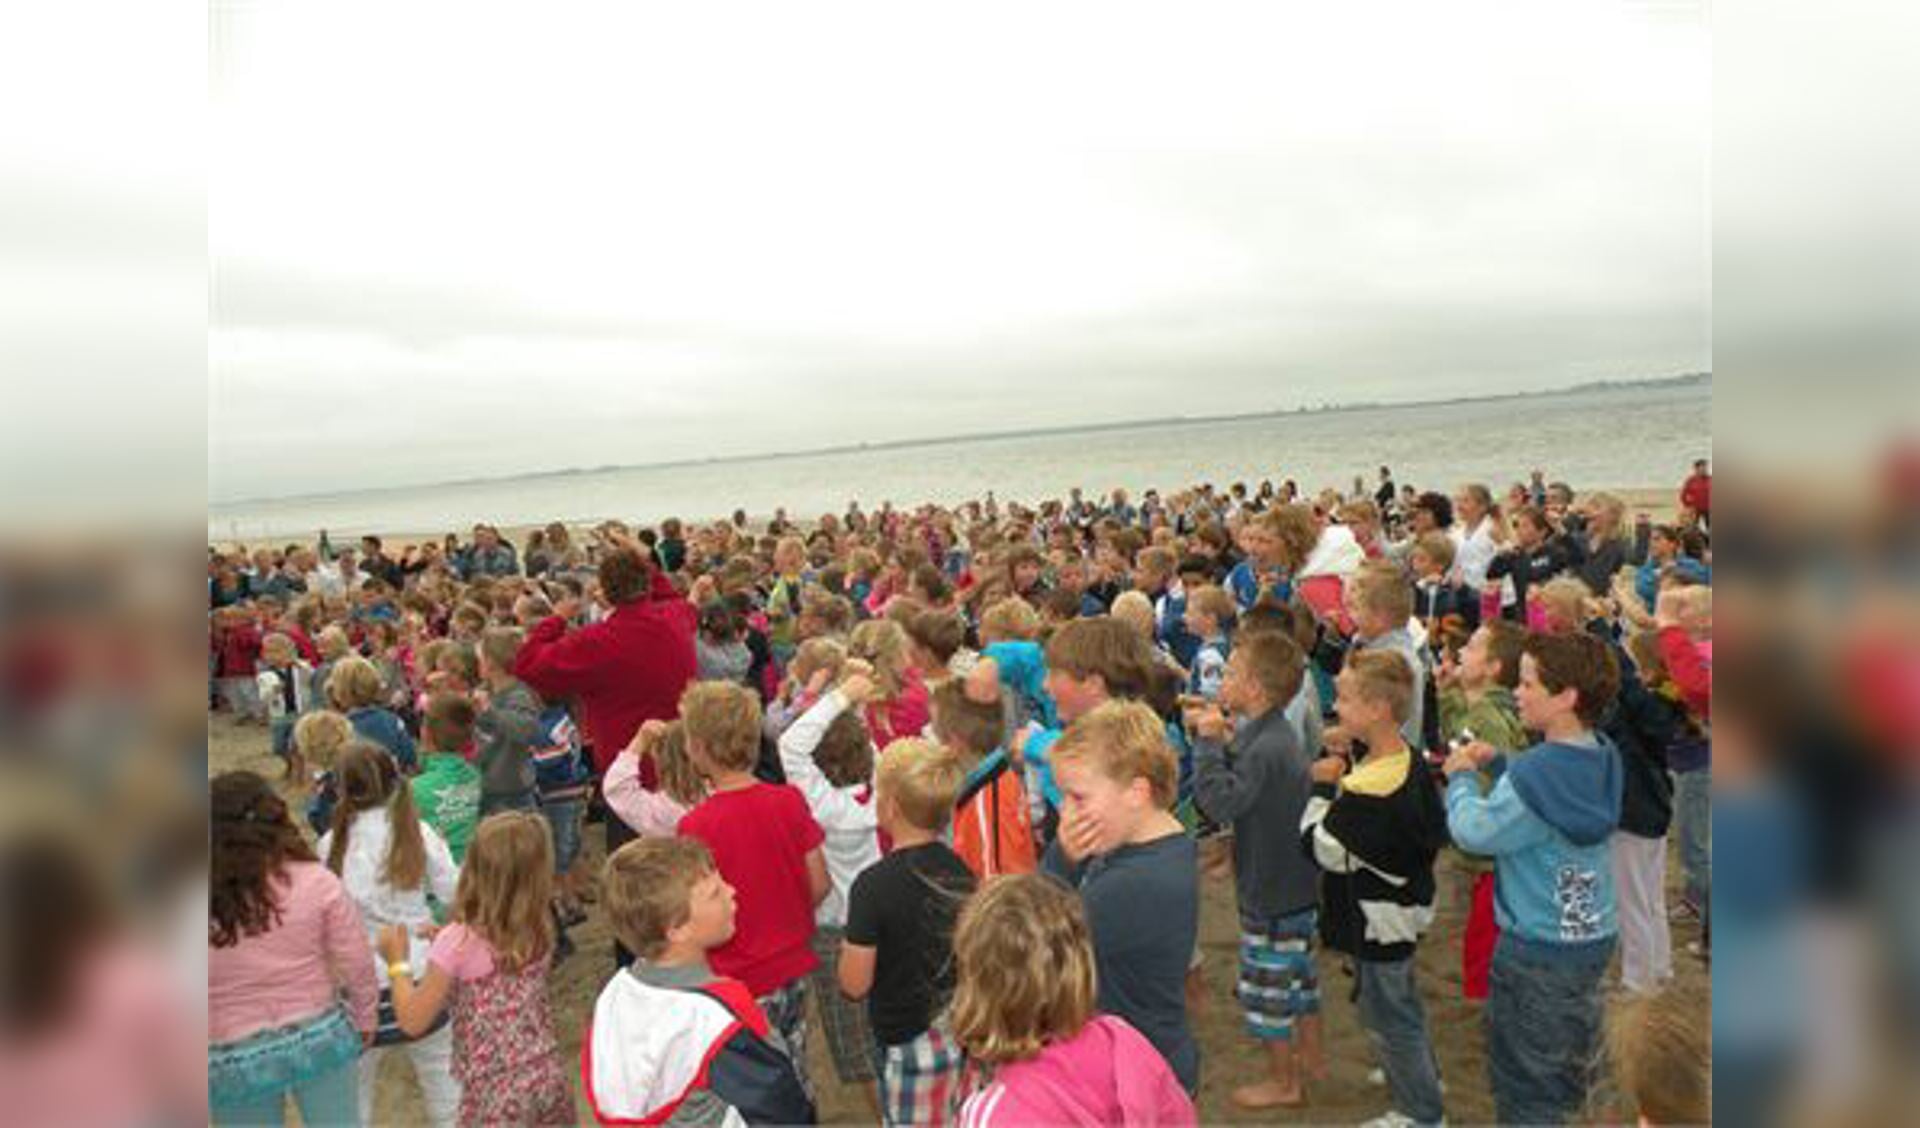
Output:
[326, 741, 426, 891]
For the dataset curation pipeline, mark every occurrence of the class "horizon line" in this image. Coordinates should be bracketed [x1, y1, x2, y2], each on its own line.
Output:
[212, 371, 1709, 509]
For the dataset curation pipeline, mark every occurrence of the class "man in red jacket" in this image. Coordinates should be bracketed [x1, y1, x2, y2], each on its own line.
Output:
[1680, 458, 1710, 531]
[514, 541, 697, 783]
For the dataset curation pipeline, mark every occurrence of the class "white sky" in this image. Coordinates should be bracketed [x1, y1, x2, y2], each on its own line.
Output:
[210, 1, 1708, 502]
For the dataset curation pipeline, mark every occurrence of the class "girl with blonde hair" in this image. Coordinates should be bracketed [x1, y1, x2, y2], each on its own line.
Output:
[848, 618, 930, 748]
[950, 874, 1195, 1126]
[379, 813, 571, 1126]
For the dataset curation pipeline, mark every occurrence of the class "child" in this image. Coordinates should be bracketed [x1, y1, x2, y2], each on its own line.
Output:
[1138, 546, 1203, 670]
[1180, 584, 1236, 701]
[948, 873, 1196, 1127]
[409, 693, 483, 864]
[905, 609, 970, 686]
[311, 624, 352, 711]
[255, 632, 314, 774]
[930, 678, 1037, 879]
[1300, 650, 1449, 1127]
[847, 618, 931, 747]
[1604, 981, 1711, 1125]
[294, 708, 354, 836]
[839, 739, 977, 1126]
[214, 605, 264, 723]
[1627, 629, 1710, 940]
[1442, 632, 1624, 1126]
[765, 535, 810, 664]
[1185, 631, 1323, 1109]
[379, 812, 573, 1126]
[763, 637, 848, 740]
[1044, 700, 1201, 1093]
[696, 599, 755, 686]
[529, 697, 594, 918]
[318, 744, 462, 1127]
[331, 655, 419, 773]
[1435, 619, 1530, 1000]
[675, 681, 830, 1097]
[777, 670, 886, 1100]
[605, 719, 706, 839]
[1345, 560, 1430, 750]
[583, 838, 815, 1124]
[475, 627, 543, 817]
[1409, 532, 1477, 636]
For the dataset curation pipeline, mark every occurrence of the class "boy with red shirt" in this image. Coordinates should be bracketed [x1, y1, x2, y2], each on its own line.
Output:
[675, 681, 830, 1100]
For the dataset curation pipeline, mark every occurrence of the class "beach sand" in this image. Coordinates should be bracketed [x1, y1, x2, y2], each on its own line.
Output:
[210, 711, 1704, 1125]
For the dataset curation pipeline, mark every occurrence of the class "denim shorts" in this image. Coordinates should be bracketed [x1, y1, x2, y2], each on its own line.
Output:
[208, 1005, 360, 1111]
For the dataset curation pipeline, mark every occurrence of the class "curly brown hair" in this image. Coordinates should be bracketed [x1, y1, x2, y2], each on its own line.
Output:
[210, 771, 317, 948]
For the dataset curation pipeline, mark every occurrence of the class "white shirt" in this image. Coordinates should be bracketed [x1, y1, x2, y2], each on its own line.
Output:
[1455, 516, 1500, 592]
[776, 690, 882, 929]
[317, 807, 460, 986]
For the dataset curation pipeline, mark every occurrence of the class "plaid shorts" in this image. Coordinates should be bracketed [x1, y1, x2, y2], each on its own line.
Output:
[1237, 906, 1321, 1041]
[757, 978, 814, 1104]
[809, 927, 878, 1083]
[876, 1025, 965, 1128]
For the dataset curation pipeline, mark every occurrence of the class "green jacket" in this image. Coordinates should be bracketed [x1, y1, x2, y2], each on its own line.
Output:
[412, 753, 481, 863]
[1437, 685, 1529, 871]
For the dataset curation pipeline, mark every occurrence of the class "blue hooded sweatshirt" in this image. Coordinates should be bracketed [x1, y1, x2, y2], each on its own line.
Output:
[1446, 734, 1622, 950]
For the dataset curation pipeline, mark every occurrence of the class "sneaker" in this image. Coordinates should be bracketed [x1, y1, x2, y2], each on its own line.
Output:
[1358, 1113, 1416, 1128]
[1365, 1068, 1445, 1094]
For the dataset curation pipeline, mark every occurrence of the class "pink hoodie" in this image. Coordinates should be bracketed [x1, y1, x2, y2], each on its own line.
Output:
[958, 1015, 1195, 1128]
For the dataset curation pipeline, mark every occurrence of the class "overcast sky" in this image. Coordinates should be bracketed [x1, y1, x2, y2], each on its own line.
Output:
[211, 2, 1708, 503]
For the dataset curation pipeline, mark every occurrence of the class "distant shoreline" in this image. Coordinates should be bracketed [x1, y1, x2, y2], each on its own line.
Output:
[212, 373, 1710, 510]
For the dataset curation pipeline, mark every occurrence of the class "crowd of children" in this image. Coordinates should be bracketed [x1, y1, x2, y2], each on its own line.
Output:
[207, 466, 1712, 1126]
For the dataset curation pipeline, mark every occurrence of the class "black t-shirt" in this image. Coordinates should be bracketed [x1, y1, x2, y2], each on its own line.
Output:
[843, 841, 976, 1045]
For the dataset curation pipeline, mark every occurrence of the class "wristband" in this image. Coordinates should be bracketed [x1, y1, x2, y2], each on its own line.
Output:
[387, 961, 412, 982]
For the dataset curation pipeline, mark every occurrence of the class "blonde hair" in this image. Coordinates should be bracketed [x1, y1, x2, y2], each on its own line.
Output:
[478, 626, 522, 674]
[1586, 491, 1628, 543]
[848, 619, 912, 698]
[293, 710, 353, 771]
[260, 632, 296, 664]
[1185, 584, 1235, 626]
[454, 812, 555, 973]
[1257, 505, 1322, 570]
[979, 597, 1040, 644]
[679, 681, 762, 772]
[874, 738, 965, 832]
[1348, 560, 1415, 623]
[315, 625, 351, 659]
[1233, 630, 1306, 709]
[1108, 590, 1155, 640]
[1050, 699, 1177, 809]
[930, 679, 1004, 761]
[602, 836, 716, 960]
[654, 721, 709, 809]
[1344, 649, 1415, 725]
[435, 642, 479, 686]
[1411, 531, 1457, 572]
[947, 874, 1097, 1064]
[1537, 576, 1598, 631]
[327, 656, 385, 710]
[790, 637, 848, 688]
[1605, 982, 1710, 1125]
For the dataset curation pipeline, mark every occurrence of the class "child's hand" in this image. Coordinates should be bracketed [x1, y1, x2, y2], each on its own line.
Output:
[963, 660, 999, 705]
[1653, 587, 1686, 632]
[1320, 725, 1355, 758]
[1309, 755, 1348, 785]
[688, 575, 717, 605]
[1434, 649, 1458, 689]
[375, 923, 410, 965]
[1442, 740, 1497, 777]
[839, 672, 876, 705]
[1057, 811, 1102, 863]
[1186, 704, 1230, 742]
[627, 720, 668, 760]
[805, 667, 835, 698]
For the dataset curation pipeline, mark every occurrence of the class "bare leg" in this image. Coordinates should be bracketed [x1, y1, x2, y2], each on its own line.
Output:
[1298, 1013, 1328, 1082]
[1232, 1038, 1304, 1108]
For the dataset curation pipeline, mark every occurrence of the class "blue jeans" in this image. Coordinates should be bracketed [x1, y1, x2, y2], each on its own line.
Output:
[1356, 957, 1444, 1125]
[1672, 768, 1711, 909]
[1487, 933, 1615, 1125]
[209, 1007, 362, 1126]
[540, 796, 585, 872]
[211, 1057, 358, 1126]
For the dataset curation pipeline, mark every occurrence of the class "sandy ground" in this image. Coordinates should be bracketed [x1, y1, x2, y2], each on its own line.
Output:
[213, 488, 1684, 554]
[210, 712, 1705, 1125]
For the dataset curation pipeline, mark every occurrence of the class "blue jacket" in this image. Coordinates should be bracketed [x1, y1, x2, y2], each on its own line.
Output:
[1225, 560, 1291, 613]
[348, 705, 417, 774]
[1634, 555, 1711, 615]
[1446, 735, 1622, 948]
[1152, 586, 1203, 670]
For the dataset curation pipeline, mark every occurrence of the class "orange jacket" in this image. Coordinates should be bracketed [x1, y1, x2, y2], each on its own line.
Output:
[952, 752, 1036, 879]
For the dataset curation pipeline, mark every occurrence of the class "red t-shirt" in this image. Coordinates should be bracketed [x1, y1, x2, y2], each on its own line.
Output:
[676, 782, 825, 997]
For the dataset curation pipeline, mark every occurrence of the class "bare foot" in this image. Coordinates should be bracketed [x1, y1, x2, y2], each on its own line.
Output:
[1304, 1056, 1330, 1083]
[1231, 1080, 1303, 1109]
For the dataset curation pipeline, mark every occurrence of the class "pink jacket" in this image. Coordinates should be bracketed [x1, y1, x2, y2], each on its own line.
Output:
[208, 861, 379, 1043]
[958, 1015, 1195, 1128]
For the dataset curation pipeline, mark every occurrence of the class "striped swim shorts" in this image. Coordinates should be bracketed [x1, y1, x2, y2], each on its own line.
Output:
[1236, 906, 1321, 1041]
